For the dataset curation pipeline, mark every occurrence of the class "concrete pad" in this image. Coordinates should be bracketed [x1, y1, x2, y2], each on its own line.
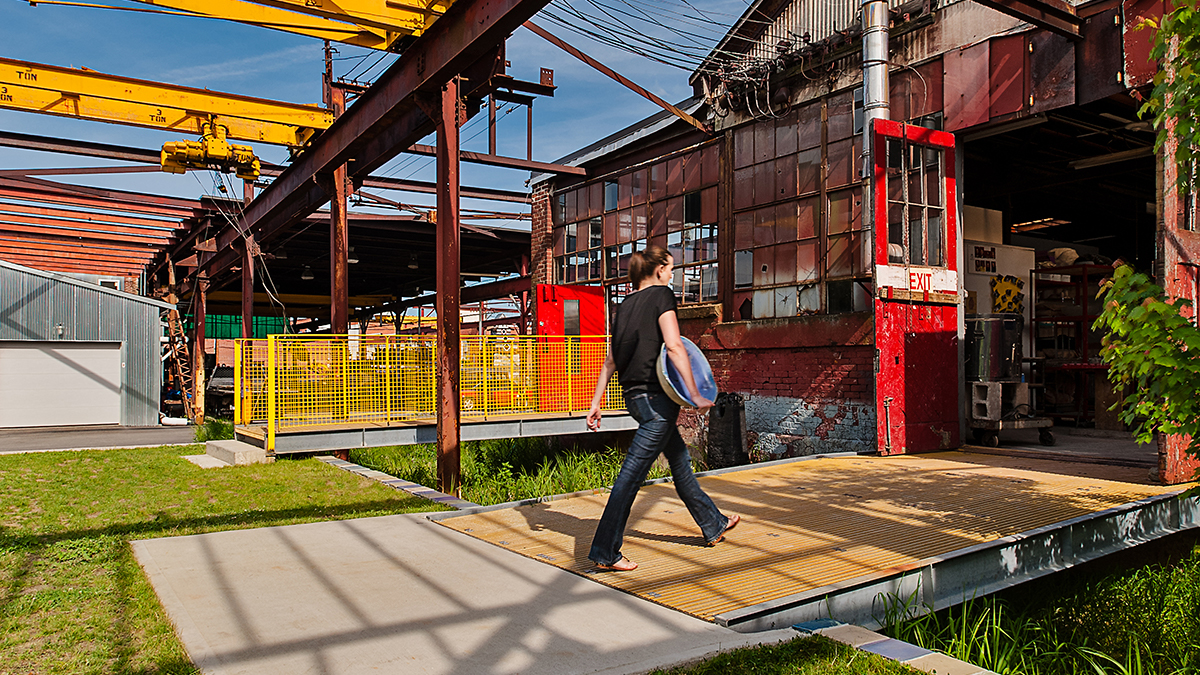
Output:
[184, 454, 231, 469]
[133, 513, 794, 675]
[906, 652, 995, 675]
[206, 440, 269, 466]
[810, 624, 889, 648]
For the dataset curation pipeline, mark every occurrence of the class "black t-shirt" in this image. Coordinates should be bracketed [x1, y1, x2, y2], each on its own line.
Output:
[612, 285, 677, 391]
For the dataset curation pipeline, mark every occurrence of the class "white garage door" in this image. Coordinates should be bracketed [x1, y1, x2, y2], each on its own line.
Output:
[0, 342, 122, 427]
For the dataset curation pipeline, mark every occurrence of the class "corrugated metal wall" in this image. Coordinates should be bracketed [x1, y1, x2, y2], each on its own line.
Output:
[0, 262, 166, 426]
[735, 0, 911, 68]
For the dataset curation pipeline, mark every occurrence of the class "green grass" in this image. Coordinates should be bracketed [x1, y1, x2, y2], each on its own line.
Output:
[192, 417, 234, 443]
[351, 437, 674, 506]
[649, 634, 919, 674]
[880, 543, 1200, 675]
[0, 444, 446, 674]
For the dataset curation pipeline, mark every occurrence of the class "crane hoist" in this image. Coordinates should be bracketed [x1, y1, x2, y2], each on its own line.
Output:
[0, 56, 334, 179]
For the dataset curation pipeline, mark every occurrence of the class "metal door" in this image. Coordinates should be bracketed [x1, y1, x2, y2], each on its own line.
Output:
[872, 120, 960, 454]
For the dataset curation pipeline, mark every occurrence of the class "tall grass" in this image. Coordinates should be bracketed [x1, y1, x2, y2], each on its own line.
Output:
[192, 417, 234, 442]
[880, 545, 1200, 674]
[351, 438, 674, 505]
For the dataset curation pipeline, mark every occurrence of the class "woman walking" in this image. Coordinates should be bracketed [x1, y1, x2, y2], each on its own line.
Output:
[585, 245, 739, 571]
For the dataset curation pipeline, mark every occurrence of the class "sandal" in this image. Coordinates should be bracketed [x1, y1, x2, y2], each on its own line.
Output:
[706, 514, 740, 546]
[593, 555, 638, 571]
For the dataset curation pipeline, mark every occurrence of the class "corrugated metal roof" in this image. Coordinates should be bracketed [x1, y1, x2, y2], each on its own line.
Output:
[0, 258, 174, 310]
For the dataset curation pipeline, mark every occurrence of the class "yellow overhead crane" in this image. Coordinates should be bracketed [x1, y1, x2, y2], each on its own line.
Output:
[0, 56, 334, 178]
[32, 0, 455, 52]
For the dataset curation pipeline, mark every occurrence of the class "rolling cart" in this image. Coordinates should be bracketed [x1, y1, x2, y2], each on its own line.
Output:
[966, 314, 1054, 447]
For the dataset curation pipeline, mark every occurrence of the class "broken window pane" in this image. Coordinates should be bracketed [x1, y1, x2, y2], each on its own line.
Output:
[701, 264, 718, 301]
[775, 285, 797, 317]
[606, 246, 618, 278]
[683, 266, 702, 303]
[566, 223, 577, 253]
[754, 246, 774, 286]
[590, 218, 603, 248]
[828, 279, 854, 313]
[697, 223, 718, 261]
[735, 250, 753, 287]
[684, 191, 701, 226]
[799, 284, 820, 313]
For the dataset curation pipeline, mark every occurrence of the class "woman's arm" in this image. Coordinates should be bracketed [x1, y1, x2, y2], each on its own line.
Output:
[658, 310, 713, 412]
[586, 349, 617, 431]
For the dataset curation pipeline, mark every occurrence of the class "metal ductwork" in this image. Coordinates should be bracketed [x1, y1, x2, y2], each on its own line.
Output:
[861, 0, 890, 175]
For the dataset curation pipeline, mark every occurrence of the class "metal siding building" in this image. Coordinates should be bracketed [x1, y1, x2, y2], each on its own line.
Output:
[0, 259, 172, 427]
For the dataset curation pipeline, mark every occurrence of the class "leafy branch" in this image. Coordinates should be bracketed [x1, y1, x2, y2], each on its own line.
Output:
[1093, 266, 1200, 461]
[1139, 3, 1200, 187]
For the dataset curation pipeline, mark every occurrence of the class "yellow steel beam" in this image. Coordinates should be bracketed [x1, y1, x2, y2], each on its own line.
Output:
[0, 57, 333, 147]
[134, 0, 453, 47]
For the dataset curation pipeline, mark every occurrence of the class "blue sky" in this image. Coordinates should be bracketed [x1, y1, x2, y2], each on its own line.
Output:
[0, 0, 738, 223]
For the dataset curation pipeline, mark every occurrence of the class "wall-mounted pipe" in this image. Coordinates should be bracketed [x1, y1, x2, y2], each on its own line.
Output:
[861, 0, 889, 175]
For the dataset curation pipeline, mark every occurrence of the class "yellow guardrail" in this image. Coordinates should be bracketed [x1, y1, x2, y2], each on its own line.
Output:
[234, 335, 624, 450]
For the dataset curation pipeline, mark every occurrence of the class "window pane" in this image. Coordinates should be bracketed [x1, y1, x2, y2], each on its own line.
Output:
[735, 250, 753, 287]
[774, 286, 797, 317]
[754, 246, 774, 286]
[926, 153, 942, 206]
[552, 226, 565, 256]
[633, 204, 647, 239]
[908, 167, 923, 205]
[618, 210, 632, 244]
[799, 284, 820, 313]
[590, 249, 603, 280]
[888, 202, 904, 263]
[828, 279, 854, 313]
[827, 234, 853, 277]
[734, 211, 754, 249]
[797, 240, 819, 282]
[631, 169, 646, 203]
[618, 243, 632, 276]
[606, 246, 618, 278]
[683, 266, 701, 303]
[698, 223, 718, 261]
[927, 208, 943, 267]
[650, 163, 666, 199]
[752, 289, 774, 319]
[590, 218, 603, 248]
[672, 267, 683, 300]
[754, 206, 775, 246]
[684, 191, 701, 226]
[701, 264, 718, 301]
[566, 223, 577, 253]
[776, 201, 797, 243]
[667, 197, 683, 232]
[682, 227, 699, 263]
[554, 194, 566, 226]
[618, 173, 632, 209]
[828, 189, 855, 235]
[908, 204, 925, 265]
[667, 230, 683, 261]
[604, 181, 618, 211]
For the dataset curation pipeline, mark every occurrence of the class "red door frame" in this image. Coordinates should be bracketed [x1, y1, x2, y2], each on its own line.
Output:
[872, 119, 961, 455]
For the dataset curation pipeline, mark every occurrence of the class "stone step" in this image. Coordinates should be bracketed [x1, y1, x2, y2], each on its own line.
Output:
[206, 439, 270, 466]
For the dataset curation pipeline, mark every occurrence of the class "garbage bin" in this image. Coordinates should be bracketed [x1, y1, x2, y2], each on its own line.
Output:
[707, 392, 749, 469]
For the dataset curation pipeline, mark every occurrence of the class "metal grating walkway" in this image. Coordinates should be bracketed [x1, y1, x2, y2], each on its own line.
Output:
[435, 452, 1183, 623]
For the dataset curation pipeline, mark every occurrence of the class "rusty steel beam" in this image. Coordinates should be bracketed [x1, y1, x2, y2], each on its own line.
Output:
[972, 0, 1082, 39]
[328, 85, 351, 335]
[1, 176, 201, 214]
[405, 143, 586, 175]
[0, 211, 176, 243]
[0, 130, 529, 204]
[0, 182, 197, 221]
[0, 230, 165, 254]
[524, 21, 712, 134]
[198, 0, 553, 278]
[0, 219, 174, 245]
[0, 201, 181, 232]
[0, 255, 144, 275]
[192, 274, 208, 424]
[436, 76, 462, 496]
[0, 246, 154, 267]
[0, 236, 159, 257]
[0, 166, 164, 178]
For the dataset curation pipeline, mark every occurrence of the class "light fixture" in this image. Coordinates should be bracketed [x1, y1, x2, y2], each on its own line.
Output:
[347, 247, 359, 264]
[301, 266, 314, 280]
[1011, 217, 1071, 233]
[408, 253, 419, 270]
[1068, 146, 1154, 170]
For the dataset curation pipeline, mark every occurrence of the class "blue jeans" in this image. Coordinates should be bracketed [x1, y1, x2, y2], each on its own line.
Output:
[589, 391, 729, 566]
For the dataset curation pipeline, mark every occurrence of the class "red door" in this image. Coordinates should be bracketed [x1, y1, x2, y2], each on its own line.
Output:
[873, 120, 961, 454]
[535, 284, 606, 412]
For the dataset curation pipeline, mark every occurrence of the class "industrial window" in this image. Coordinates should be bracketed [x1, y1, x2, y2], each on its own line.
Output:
[553, 146, 720, 309]
[1184, 160, 1198, 232]
[886, 137, 946, 267]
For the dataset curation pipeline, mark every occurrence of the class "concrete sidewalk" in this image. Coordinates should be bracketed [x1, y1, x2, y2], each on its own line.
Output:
[133, 513, 794, 675]
[0, 424, 197, 454]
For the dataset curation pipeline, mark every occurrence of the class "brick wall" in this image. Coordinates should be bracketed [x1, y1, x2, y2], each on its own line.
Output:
[706, 345, 876, 456]
[530, 182, 554, 287]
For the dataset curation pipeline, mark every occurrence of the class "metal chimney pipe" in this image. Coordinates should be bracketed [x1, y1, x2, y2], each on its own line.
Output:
[861, 0, 890, 175]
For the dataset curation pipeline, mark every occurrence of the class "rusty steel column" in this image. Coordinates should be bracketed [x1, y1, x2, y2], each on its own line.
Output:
[192, 272, 208, 424]
[330, 86, 350, 334]
[518, 253, 530, 334]
[242, 179, 255, 340]
[436, 77, 463, 494]
[241, 237, 255, 339]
